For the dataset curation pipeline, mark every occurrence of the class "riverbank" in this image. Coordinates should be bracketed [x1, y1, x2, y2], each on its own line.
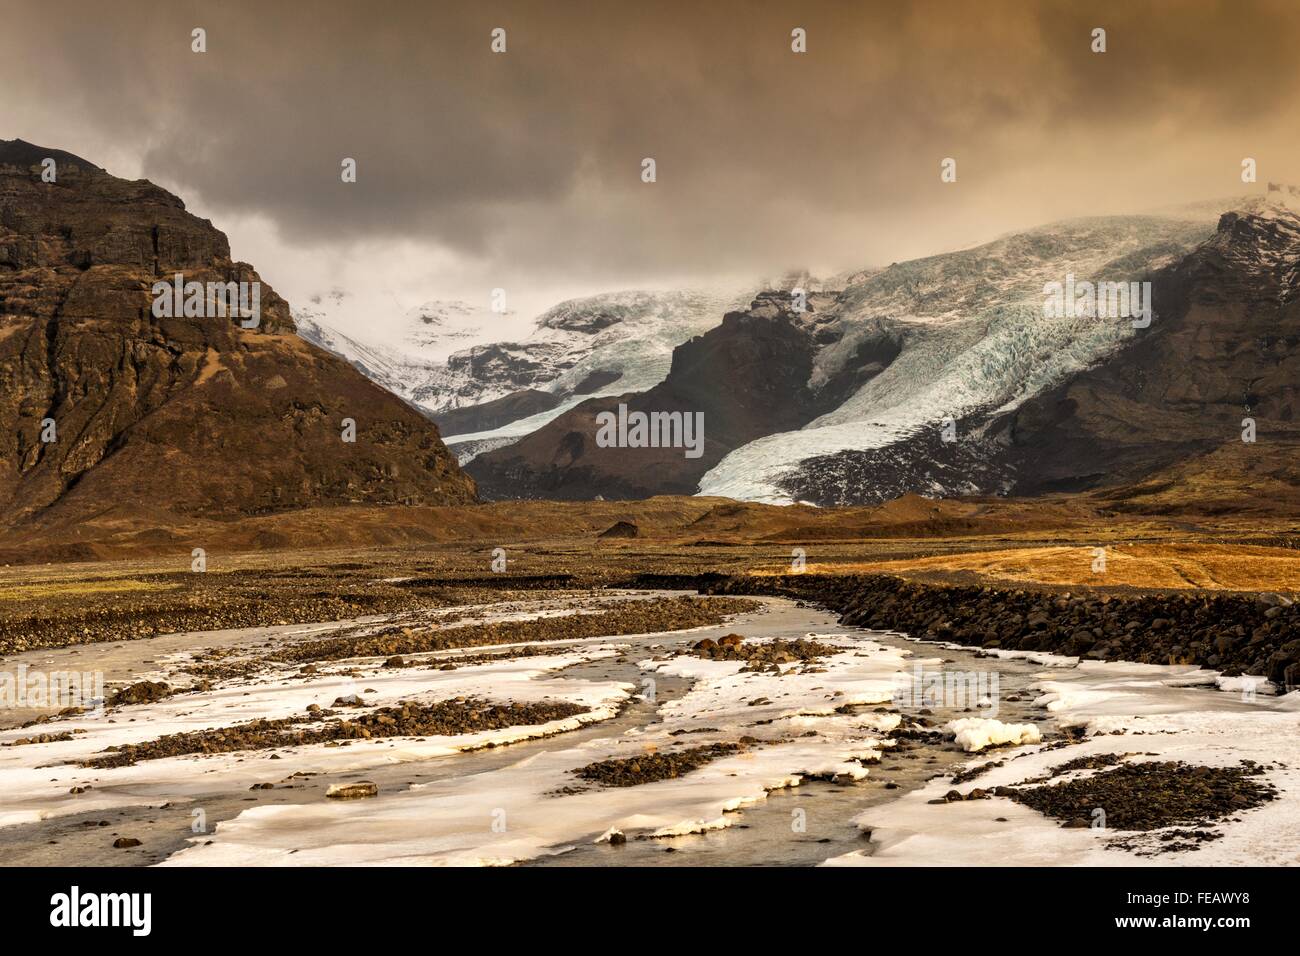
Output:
[635, 572, 1299, 691]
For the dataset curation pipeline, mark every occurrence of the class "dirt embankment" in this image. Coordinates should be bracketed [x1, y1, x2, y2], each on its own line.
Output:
[632, 572, 1300, 687]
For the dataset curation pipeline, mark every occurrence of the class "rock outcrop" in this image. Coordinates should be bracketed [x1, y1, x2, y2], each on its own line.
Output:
[698, 573, 1300, 686]
[0, 139, 475, 527]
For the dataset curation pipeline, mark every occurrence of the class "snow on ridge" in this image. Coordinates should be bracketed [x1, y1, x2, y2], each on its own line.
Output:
[294, 308, 428, 400]
[437, 287, 751, 443]
[296, 284, 752, 452]
[294, 292, 508, 406]
[400, 299, 513, 362]
[1241, 183, 1300, 221]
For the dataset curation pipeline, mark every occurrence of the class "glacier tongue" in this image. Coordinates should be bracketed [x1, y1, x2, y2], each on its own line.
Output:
[697, 307, 1138, 502]
[699, 215, 1217, 503]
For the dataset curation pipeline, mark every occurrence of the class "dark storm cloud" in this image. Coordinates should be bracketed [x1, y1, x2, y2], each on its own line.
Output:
[7, 0, 1300, 282]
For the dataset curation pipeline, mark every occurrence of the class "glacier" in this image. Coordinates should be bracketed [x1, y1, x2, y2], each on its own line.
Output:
[699, 215, 1217, 503]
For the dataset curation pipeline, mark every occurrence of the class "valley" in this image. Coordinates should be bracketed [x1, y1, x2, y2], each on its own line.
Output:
[2, 135, 1297, 874]
[4, 0, 1298, 920]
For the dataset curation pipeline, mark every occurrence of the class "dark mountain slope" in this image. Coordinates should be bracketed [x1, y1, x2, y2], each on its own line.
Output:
[992, 196, 1300, 499]
[0, 138, 475, 527]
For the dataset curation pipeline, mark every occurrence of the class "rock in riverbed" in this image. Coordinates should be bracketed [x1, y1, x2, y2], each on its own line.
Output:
[108, 681, 172, 706]
[326, 781, 378, 800]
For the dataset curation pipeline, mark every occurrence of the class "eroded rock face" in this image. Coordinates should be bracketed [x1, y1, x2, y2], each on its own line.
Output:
[0, 139, 475, 526]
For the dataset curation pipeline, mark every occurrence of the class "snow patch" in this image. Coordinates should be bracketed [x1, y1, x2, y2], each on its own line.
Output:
[945, 717, 1042, 752]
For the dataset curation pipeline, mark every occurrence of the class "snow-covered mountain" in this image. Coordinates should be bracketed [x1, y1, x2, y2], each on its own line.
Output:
[425, 289, 749, 448]
[423, 290, 747, 412]
[698, 214, 1217, 502]
[402, 299, 502, 359]
[296, 286, 750, 459]
[293, 290, 509, 406]
[467, 207, 1237, 501]
[296, 191, 1293, 507]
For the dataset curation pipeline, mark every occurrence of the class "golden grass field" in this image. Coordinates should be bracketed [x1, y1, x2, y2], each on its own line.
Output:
[788, 543, 1300, 591]
[0, 494, 1296, 603]
[0, 579, 178, 602]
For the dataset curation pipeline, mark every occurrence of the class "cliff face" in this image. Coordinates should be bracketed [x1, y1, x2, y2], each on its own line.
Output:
[0, 139, 475, 527]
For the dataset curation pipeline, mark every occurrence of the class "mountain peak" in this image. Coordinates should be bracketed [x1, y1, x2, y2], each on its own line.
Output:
[1210, 185, 1300, 277]
[0, 138, 104, 174]
[1224, 183, 1300, 223]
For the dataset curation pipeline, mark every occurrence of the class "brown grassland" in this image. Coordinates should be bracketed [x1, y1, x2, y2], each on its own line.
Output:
[0, 493, 1295, 655]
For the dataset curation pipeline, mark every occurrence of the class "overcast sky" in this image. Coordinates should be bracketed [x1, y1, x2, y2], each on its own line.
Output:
[6, 0, 1300, 336]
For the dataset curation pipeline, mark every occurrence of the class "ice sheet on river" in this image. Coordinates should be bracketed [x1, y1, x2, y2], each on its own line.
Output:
[160, 632, 915, 865]
[827, 660, 1300, 867]
[0, 648, 631, 828]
